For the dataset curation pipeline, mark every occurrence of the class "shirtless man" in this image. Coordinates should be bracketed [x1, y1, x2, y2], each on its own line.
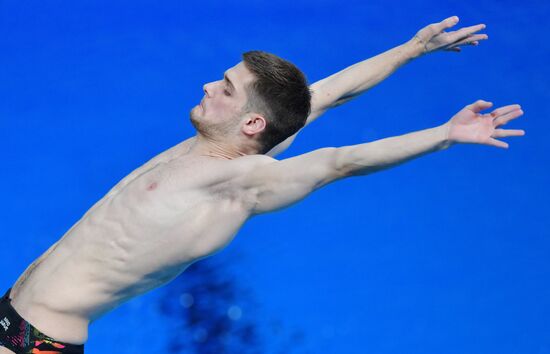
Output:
[1, 17, 522, 354]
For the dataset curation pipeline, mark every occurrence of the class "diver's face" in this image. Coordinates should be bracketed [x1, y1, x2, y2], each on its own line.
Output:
[190, 62, 256, 137]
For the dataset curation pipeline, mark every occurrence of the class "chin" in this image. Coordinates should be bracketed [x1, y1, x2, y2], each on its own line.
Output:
[190, 109, 211, 136]
[190, 104, 204, 121]
[189, 108, 200, 127]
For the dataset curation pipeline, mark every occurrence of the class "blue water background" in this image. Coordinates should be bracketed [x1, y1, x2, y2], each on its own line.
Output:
[1, 1, 549, 353]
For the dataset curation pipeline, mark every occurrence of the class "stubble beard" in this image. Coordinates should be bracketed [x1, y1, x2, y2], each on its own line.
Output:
[189, 107, 242, 140]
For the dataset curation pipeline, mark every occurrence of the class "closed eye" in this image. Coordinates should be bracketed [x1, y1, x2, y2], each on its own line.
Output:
[223, 73, 236, 95]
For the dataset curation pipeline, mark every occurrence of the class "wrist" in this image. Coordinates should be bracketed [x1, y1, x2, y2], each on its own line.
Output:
[404, 36, 426, 59]
[437, 123, 454, 150]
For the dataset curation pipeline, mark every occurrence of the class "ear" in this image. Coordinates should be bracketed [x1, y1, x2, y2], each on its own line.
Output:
[242, 113, 267, 136]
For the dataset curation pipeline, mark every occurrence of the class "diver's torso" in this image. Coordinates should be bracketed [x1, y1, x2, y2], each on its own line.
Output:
[9, 152, 268, 344]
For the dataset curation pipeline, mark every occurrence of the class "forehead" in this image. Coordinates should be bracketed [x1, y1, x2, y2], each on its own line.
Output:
[225, 62, 255, 89]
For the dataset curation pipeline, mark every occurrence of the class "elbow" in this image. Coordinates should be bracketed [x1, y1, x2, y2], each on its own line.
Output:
[332, 94, 354, 108]
[332, 147, 351, 179]
[332, 146, 375, 178]
[319, 147, 350, 181]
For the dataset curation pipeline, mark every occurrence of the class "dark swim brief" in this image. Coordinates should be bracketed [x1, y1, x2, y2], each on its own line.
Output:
[0, 288, 85, 354]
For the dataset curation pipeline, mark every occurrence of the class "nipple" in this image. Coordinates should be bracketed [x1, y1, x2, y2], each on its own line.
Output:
[147, 182, 158, 191]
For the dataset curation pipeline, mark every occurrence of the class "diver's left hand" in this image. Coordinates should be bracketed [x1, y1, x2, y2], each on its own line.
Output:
[413, 16, 488, 54]
[444, 100, 525, 149]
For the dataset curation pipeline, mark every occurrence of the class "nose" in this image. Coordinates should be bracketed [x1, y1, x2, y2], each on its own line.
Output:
[203, 81, 216, 97]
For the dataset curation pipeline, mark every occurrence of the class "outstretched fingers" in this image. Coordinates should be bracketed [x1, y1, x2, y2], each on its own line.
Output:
[492, 105, 523, 127]
[466, 100, 493, 113]
[490, 104, 521, 116]
[449, 33, 488, 47]
[488, 129, 525, 149]
[487, 104, 525, 148]
[446, 24, 487, 43]
[487, 138, 509, 149]
[446, 47, 462, 52]
[435, 16, 460, 33]
[493, 129, 526, 138]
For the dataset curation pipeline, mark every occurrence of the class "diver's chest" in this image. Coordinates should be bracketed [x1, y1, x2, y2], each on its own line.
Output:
[135, 157, 233, 194]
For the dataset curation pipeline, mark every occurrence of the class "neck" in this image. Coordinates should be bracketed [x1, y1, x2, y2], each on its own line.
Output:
[189, 134, 252, 160]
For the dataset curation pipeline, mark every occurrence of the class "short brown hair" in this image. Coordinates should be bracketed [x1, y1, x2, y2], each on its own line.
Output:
[242, 51, 311, 154]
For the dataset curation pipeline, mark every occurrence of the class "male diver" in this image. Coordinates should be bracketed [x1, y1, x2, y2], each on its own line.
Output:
[1, 17, 523, 354]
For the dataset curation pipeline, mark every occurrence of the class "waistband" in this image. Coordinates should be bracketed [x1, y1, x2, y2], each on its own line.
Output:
[1, 288, 12, 303]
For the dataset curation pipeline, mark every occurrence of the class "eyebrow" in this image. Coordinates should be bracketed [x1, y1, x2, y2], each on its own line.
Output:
[223, 73, 236, 92]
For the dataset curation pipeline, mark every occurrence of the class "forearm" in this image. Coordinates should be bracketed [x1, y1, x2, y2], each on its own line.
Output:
[335, 124, 450, 177]
[310, 39, 423, 118]
[266, 40, 422, 158]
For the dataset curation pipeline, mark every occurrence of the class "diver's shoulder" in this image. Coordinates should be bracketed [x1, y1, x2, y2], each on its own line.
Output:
[229, 154, 278, 172]
[235, 153, 277, 164]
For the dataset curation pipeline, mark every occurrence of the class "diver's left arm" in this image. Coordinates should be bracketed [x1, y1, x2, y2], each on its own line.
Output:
[267, 16, 487, 157]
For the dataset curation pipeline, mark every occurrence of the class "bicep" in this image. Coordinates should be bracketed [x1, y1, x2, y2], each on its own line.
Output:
[238, 148, 341, 214]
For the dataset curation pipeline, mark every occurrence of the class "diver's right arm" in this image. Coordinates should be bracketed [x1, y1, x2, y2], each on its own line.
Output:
[240, 101, 524, 214]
